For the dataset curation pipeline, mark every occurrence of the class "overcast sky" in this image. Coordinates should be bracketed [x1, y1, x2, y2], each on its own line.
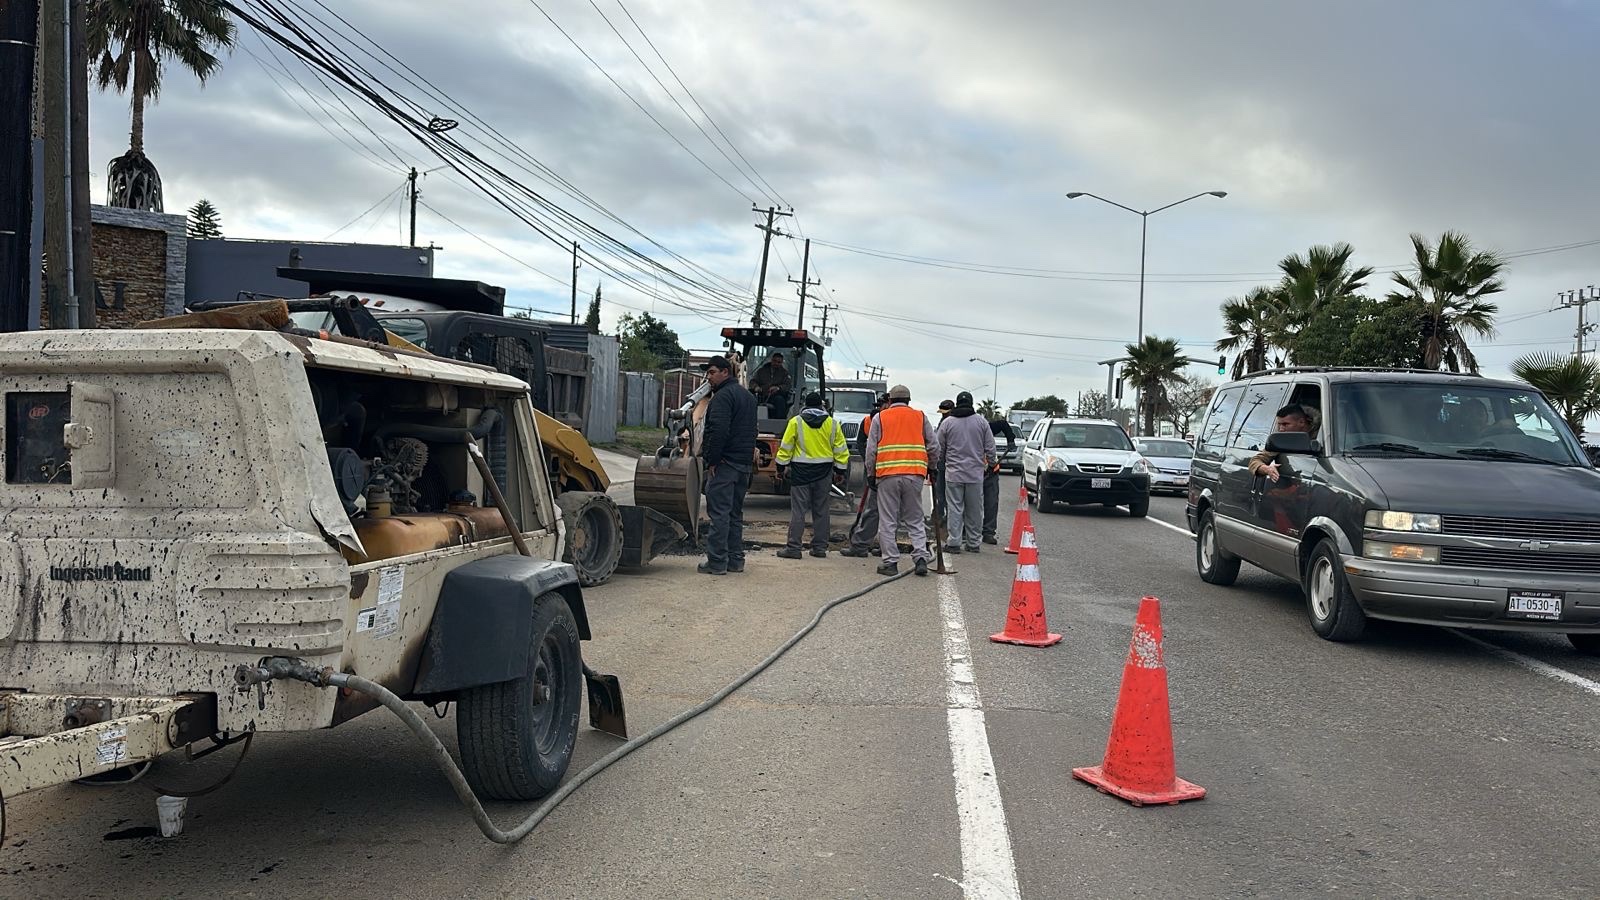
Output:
[87, 0, 1600, 412]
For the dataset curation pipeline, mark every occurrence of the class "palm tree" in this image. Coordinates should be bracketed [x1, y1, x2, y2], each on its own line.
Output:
[1385, 231, 1504, 373]
[1215, 287, 1279, 378]
[976, 399, 1000, 419]
[1272, 242, 1374, 360]
[89, 0, 235, 211]
[1121, 336, 1187, 436]
[1511, 352, 1600, 439]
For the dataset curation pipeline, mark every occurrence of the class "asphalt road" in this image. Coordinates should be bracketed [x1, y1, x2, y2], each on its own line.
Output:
[6, 482, 1600, 898]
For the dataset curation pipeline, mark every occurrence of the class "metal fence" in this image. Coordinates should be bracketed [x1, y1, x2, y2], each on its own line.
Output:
[618, 372, 662, 428]
[585, 334, 620, 444]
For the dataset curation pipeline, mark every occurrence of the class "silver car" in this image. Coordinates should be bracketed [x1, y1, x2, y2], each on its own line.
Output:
[1134, 437, 1193, 496]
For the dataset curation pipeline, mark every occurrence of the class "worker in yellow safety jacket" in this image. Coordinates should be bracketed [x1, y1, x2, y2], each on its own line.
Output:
[864, 384, 940, 577]
[775, 391, 851, 560]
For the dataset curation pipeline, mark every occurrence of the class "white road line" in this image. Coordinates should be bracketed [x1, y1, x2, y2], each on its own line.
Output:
[1448, 629, 1600, 697]
[937, 577, 1022, 900]
[1145, 516, 1194, 538]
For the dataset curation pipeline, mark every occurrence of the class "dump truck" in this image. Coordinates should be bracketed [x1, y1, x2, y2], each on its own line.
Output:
[0, 314, 627, 833]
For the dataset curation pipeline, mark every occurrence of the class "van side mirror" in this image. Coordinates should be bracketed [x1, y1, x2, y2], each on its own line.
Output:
[1025, 440, 1041, 450]
[1264, 431, 1313, 454]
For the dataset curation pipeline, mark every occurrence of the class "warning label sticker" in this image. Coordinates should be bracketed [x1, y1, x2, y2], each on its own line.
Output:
[95, 726, 129, 767]
[356, 566, 404, 638]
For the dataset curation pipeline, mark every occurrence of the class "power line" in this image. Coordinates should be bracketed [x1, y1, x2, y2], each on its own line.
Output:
[612, 0, 790, 208]
[324, 180, 408, 240]
[263, 0, 757, 306]
[522, 0, 758, 205]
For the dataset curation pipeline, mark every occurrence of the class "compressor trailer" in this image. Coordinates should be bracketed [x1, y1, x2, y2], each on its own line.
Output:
[0, 326, 625, 833]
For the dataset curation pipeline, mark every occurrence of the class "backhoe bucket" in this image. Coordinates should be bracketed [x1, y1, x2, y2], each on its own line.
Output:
[582, 664, 628, 738]
[634, 452, 702, 535]
[619, 504, 687, 567]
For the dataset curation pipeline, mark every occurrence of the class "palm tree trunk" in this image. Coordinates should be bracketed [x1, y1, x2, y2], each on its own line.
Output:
[130, 57, 146, 154]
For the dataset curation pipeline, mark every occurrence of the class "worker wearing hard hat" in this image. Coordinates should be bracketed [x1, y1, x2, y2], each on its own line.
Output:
[865, 384, 940, 577]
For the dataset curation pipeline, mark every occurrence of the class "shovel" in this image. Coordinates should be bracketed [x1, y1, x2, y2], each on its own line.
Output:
[468, 443, 629, 739]
[581, 664, 628, 738]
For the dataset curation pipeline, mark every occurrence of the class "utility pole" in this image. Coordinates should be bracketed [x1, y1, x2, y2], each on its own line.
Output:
[1, 0, 39, 332]
[788, 238, 819, 329]
[1560, 286, 1599, 356]
[813, 301, 837, 345]
[406, 166, 418, 248]
[68, 0, 89, 327]
[40, 0, 73, 327]
[750, 204, 792, 327]
[569, 240, 580, 324]
[864, 364, 885, 381]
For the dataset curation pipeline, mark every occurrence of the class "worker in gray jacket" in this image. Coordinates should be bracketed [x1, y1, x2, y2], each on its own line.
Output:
[936, 391, 997, 553]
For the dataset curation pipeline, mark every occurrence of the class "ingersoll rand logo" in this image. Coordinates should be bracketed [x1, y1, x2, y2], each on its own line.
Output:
[49, 563, 153, 582]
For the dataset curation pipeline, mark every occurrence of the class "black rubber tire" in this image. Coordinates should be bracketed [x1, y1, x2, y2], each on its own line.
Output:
[456, 591, 582, 801]
[1568, 633, 1600, 655]
[1128, 496, 1150, 518]
[1196, 509, 1241, 586]
[1304, 538, 1368, 642]
[1037, 485, 1056, 513]
[557, 491, 623, 587]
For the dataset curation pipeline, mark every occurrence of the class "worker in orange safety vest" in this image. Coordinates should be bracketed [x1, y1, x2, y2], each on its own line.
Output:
[864, 384, 941, 577]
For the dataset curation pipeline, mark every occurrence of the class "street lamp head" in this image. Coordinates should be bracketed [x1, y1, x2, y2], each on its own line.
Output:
[1208, 191, 1228, 198]
[1065, 192, 1086, 199]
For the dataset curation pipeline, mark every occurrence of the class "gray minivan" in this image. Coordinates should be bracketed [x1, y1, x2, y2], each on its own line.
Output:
[1186, 368, 1600, 650]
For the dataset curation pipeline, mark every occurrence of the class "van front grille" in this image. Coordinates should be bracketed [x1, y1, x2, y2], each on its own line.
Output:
[1441, 546, 1600, 573]
[1441, 515, 1600, 544]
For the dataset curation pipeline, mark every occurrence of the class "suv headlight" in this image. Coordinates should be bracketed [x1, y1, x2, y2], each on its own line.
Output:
[1048, 456, 1071, 472]
[1363, 510, 1442, 533]
[1131, 458, 1150, 475]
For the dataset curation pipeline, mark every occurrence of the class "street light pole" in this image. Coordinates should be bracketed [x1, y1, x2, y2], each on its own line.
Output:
[969, 357, 1022, 408]
[1066, 189, 1226, 435]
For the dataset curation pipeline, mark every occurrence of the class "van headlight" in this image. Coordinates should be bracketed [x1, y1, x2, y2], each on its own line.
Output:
[1363, 511, 1442, 533]
[1131, 458, 1150, 474]
[1048, 456, 1071, 472]
[1363, 540, 1440, 563]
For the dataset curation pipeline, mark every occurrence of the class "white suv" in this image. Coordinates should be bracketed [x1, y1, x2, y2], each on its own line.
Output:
[1021, 417, 1152, 516]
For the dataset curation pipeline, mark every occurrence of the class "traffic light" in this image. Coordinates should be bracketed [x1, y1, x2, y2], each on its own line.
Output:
[1217, 355, 1227, 375]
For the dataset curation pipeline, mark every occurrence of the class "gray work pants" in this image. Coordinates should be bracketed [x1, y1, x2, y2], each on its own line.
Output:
[983, 468, 1001, 540]
[946, 479, 983, 548]
[786, 478, 831, 552]
[850, 487, 880, 550]
[705, 463, 750, 571]
[876, 474, 929, 565]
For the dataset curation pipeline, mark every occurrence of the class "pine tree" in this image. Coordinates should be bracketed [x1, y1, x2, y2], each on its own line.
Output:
[584, 284, 602, 334]
[186, 199, 223, 239]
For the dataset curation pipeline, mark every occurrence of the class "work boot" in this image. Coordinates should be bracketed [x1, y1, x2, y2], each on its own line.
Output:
[697, 562, 726, 576]
[943, 543, 963, 555]
[810, 548, 828, 558]
[913, 557, 929, 577]
[982, 535, 998, 545]
[728, 561, 745, 573]
[775, 547, 803, 560]
[876, 560, 898, 576]
[839, 546, 870, 558]
[870, 546, 882, 556]
[965, 544, 980, 554]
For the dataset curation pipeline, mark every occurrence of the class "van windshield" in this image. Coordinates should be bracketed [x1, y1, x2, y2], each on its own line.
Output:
[1044, 423, 1133, 451]
[1335, 382, 1583, 466]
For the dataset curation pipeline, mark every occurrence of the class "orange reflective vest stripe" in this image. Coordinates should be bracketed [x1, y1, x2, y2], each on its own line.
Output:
[873, 405, 929, 477]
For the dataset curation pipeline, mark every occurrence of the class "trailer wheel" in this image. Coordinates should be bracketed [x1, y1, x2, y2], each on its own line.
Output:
[456, 591, 582, 801]
[557, 491, 623, 586]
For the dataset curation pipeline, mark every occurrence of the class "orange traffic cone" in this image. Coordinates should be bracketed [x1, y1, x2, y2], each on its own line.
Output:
[1072, 597, 1206, 806]
[989, 526, 1061, 647]
[1004, 491, 1033, 555]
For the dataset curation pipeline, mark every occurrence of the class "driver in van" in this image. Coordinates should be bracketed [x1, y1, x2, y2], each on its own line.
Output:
[1249, 403, 1316, 483]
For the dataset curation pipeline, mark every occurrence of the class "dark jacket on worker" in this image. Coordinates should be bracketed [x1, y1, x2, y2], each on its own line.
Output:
[702, 378, 757, 469]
